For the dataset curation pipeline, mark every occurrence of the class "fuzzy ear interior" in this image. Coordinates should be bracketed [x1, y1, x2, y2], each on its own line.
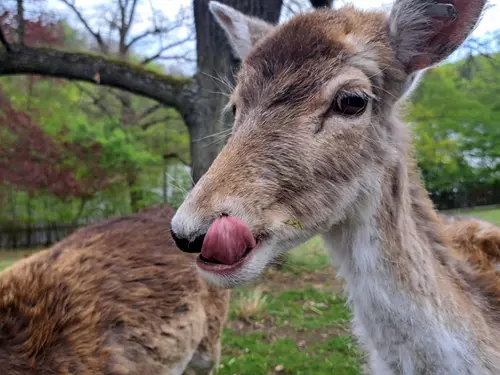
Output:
[208, 1, 274, 60]
[388, 0, 487, 73]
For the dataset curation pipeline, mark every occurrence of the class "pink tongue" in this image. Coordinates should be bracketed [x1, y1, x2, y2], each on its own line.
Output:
[201, 216, 256, 265]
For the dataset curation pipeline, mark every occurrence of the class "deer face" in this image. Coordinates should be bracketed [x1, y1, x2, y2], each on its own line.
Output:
[171, 0, 486, 287]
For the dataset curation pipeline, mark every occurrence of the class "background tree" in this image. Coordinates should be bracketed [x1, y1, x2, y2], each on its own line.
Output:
[0, 0, 333, 184]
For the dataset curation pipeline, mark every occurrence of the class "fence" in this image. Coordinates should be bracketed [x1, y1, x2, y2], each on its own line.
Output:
[2, 185, 500, 250]
[430, 184, 500, 210]
[0, 223, 79, 250]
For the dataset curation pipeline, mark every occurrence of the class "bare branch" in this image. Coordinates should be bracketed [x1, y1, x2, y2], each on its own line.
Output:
[141, 34, 194, 65]
[139, 103, 163, 119]
[118, 0, 127, 36]
[0, 45, 193, 112]
[75, 83, 115, 120]
[126, 8, 192, 51]
[59, 0, 107, 51]
[148, 54, 196, 64]
[126, 29, 160, 49]
[17, 0, 24, 44]
[126, 28, 171, 50]
[127, 0, 140, 33]
[104, 87, 131, 107]
[164, 153, 189, 166]
[141, 115, 174, 130]
[0, 26, 11, 52]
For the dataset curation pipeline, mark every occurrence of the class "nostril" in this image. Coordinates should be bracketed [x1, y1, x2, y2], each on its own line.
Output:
[170, 229, 205, 254]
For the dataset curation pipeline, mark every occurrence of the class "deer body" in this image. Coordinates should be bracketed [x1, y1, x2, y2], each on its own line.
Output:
[170, 1, 498, 374]
[0, 206, 229, 375]
[325, 179, 500, 374]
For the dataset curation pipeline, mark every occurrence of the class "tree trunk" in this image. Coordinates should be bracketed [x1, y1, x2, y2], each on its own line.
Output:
[188, 0, 283, 183]
[127, 172, 143, 212]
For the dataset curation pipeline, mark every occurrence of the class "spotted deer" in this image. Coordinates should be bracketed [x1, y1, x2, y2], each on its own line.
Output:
[0, 205, 229, 375]
[170, 0, 500, 373]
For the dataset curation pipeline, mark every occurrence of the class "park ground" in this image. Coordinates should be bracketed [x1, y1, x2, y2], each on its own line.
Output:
[0, 207, 499, 375]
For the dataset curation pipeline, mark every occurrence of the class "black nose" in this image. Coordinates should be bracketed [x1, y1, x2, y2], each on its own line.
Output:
[170, 229, 205, 253]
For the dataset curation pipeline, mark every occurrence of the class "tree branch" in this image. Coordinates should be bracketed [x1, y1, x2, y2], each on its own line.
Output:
[0, 26, 11, 52]
[59, 0, 107, 51]
[75, 83, 115, 120]
[127, 0, 140, 34]
[141, 115, 173, 130]
[139, 103, 162, 120]
[141, 34, 194, 65]
[17, 0, 25, 45]
[126, 28, 166, 50]
[0, 45, 193, 112]
[164, 152, 189, 166]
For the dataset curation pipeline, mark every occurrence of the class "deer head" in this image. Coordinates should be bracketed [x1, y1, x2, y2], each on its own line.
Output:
[171, 0, 486, 288]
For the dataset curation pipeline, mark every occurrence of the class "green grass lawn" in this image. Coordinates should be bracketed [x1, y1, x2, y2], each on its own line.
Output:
[0, 249, 38, 272]
[220, 239, 363, 375]
[450, 206, 500, 225]
[1, 207, 500, 374]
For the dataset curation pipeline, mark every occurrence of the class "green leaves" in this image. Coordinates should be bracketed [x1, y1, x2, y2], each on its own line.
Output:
[407, 53, 500, 193]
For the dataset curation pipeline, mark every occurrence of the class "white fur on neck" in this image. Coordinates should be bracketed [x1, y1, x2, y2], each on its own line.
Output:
[322, 202, 490, 375]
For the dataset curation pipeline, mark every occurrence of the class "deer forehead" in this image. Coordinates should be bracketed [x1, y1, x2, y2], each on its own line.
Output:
[235, 9, 391, 107]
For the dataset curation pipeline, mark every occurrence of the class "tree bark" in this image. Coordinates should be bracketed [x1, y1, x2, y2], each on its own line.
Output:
[189, 0, 283, 183]
[127, 171, 143, 212]
[16, 0, 25, 44]
[0, 46, 192, 112]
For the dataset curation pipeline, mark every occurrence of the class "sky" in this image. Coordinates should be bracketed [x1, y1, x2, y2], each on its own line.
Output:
[47, 0, 500, 37]
[44, 0, 500, 74]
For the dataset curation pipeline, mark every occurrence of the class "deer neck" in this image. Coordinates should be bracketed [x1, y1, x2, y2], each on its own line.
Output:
[322, 155, 492, 373]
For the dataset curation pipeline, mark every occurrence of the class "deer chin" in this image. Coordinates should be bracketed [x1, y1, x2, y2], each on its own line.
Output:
[195, 239, 277, 288]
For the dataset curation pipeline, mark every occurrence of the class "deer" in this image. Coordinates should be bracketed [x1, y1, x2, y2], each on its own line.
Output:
[170, 0, 500, 373]
[441, 215, 500, 271]
[0, 205, 229, 375]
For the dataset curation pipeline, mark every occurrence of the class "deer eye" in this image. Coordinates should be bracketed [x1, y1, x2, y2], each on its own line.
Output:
[332, 92, 368, 116]
[232, 105, 237, 117]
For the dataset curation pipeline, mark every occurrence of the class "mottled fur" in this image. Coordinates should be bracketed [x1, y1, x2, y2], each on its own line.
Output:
[0, 205, 229, 375]
[171, 1, 500, 374]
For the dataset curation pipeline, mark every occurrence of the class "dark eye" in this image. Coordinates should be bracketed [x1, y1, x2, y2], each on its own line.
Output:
[332, 93, 368, 116]
[232, 105, 237, 117]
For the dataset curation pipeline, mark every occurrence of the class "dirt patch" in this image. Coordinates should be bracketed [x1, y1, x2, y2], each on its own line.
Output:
[226, 316, 350, 347]
[226, 266, 349, 348]
[258, 267, 344, 295]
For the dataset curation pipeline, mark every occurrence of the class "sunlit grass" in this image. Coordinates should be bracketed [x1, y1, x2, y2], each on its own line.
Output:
[452, 207, 500, 225]
[0, 248, 39, 271]
[230, 286, 269, 322]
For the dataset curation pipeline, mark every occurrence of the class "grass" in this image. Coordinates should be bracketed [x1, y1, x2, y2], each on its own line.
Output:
[0, 249, 38, 271]
[0, 207, 500, 374]
[451, 206, 500, 225]
[230, 286, 269, 322]
[220, 238, 362, 375]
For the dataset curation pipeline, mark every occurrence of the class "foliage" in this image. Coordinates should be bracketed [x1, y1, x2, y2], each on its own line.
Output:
[0, 90, 107, 198]
[407, 54, 500, 194]
[0, 7, 65, 47]
[0, 8, 191, 225]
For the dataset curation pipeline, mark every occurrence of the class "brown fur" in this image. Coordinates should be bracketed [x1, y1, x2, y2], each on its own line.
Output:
[0, 205, 229, 375]
[442, 216, 500, 271]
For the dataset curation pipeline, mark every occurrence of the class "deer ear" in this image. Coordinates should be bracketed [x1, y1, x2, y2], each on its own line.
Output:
[209, 1, 274, 60]
[388, 0, 486, 73]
